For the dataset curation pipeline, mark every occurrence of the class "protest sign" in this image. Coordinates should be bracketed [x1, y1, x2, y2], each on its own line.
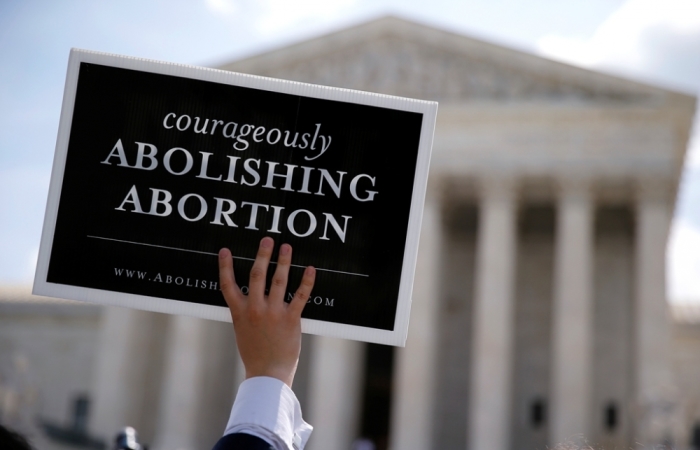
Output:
[33, 49, 437, 346]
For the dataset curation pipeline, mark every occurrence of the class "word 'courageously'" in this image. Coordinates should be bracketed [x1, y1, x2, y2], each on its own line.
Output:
[162, 112, 332, 161]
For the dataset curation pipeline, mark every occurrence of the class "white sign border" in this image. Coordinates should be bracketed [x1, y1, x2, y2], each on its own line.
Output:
[33, 48, 437, 347]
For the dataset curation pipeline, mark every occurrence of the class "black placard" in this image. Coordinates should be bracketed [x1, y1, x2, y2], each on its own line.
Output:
[34, 50, 437, 345]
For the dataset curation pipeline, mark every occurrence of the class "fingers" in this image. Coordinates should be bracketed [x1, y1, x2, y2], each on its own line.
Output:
[289, 266, 316, 316]
[226, 238, 312, 317]
[249, 237, 274, 299]
[269, 243, 292, 303]
[218, 248, 240, 309]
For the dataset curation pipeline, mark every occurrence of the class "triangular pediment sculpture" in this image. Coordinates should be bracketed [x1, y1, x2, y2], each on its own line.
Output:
[219, 16, 670, 104]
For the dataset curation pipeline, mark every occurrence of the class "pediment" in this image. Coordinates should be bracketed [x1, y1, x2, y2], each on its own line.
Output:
[219, 16, 673, 104]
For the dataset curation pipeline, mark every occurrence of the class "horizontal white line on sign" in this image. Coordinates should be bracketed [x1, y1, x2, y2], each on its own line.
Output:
[86, 235, 370, 278]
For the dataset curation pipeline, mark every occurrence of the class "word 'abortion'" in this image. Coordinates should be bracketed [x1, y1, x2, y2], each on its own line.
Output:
[101, 139, 380, 243]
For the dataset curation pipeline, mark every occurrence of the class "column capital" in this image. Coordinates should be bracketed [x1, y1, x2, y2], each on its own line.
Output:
[477, 175, 518, 202]
[634, 176, 674, 205]
[555, 177, 593, 202]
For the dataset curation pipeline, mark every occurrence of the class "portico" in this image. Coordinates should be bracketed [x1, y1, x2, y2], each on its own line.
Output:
[84, 16, 696, 450]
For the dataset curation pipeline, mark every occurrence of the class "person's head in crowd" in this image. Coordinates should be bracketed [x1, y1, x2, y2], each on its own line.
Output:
[0, 424, 32, 450]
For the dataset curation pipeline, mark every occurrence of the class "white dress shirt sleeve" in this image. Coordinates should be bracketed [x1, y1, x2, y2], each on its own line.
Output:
[223, 376, 313, 450]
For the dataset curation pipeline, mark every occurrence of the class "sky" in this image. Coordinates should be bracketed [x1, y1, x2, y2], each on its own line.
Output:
[1, 0, 699, 302]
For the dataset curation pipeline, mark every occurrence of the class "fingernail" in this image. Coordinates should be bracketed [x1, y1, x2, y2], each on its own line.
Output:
[306, 266, 316, 276]
[280, 244, 291, 255]
[219, 248, 229, 258]
[261, 237, 273, 248]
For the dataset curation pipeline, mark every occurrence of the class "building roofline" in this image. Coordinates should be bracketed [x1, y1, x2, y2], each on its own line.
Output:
[219, 15, 696, 104]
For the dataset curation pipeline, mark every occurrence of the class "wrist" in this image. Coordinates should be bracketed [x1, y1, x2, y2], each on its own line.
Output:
[245, 365, 296, 388]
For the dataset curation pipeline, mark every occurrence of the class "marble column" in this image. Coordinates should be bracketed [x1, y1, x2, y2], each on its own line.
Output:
[152, 315, 207, 450]
[196, 321, 241, 449]
[550, 182, 593, 444]
[633, 184, 676, 445]
[90, 307, 164, 442]
[468, 178, 517, 450]
[389, 186, 442, 450]
[307, 337, 365, 450]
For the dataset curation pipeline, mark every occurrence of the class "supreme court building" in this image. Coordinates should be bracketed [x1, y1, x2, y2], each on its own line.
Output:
[2, 16, 700, 450]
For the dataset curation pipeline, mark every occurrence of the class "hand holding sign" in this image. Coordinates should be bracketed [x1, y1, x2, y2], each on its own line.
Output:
[219, 238, 316, 387]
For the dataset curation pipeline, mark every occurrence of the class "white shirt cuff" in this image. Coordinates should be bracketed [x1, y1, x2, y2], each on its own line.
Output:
[224, 376, 313, 450]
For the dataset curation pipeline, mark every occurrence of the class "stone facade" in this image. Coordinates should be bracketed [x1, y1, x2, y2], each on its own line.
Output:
[1, 16, 698, 450]
[0, 288, 101, 450]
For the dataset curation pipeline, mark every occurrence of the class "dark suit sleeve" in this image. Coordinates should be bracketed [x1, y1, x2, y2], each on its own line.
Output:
[212, 432, 274, 450]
